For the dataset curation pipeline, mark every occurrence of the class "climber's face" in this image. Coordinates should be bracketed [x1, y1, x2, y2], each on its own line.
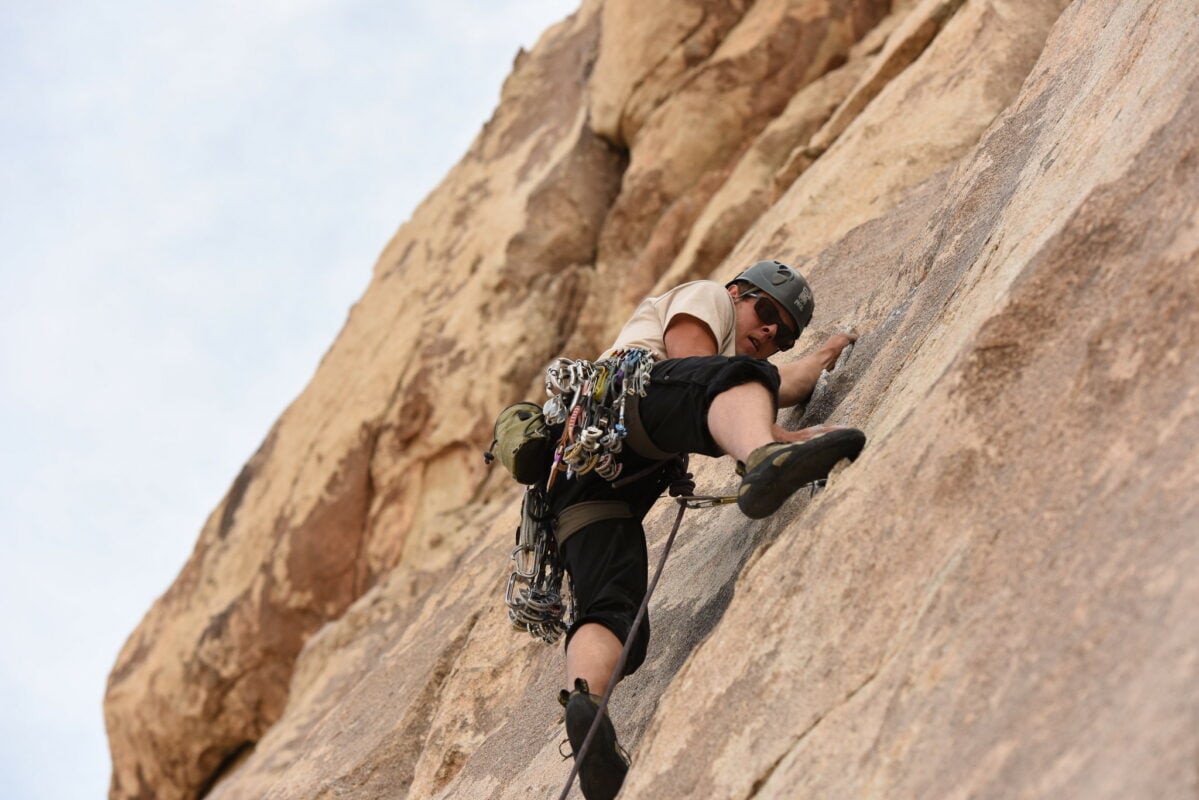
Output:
[729, 284, 796, 358]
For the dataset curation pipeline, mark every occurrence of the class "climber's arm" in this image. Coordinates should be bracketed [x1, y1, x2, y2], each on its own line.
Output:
[663, 314, 719, 358]
[776, 332, 857, 407]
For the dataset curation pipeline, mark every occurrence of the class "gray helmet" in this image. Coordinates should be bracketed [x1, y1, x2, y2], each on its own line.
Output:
[727, 259, 814, 337]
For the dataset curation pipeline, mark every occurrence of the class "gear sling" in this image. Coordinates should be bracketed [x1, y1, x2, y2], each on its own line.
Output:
[486, 348, 680, 644]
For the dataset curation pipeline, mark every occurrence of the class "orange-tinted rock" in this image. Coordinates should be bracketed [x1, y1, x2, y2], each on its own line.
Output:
[106, 0, 1198, 798]
[589, 0, 892, 331]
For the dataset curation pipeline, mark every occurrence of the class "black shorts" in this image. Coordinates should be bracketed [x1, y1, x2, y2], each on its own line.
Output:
[561, 515, 651, 676]
[637, 355, 781, 457]
[555, 355, 780, 674]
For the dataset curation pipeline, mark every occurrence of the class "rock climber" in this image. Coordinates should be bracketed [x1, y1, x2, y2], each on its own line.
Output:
[550, 259, 864, 800]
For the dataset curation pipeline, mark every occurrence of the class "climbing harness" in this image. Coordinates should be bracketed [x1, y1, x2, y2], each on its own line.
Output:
[497, 347, 760, 647]
[543, 349, 655, 488]
[500, 349, 662, 646]
[504, 484, 572, 644]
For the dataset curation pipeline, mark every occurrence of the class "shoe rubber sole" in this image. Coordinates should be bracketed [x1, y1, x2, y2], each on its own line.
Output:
[737, 428, 866, 519]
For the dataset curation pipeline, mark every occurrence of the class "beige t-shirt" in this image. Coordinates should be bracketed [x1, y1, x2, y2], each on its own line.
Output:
[602, 280, 737, 359]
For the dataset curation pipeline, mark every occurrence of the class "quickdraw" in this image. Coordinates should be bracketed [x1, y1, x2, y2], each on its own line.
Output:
[543, 349, 654, 489]
[504, 485, 572, 644]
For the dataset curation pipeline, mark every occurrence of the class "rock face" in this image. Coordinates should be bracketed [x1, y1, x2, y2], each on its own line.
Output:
[105, 0, 1198, 798]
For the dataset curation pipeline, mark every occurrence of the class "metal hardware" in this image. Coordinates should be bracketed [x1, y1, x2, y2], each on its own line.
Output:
[543, 349, 655, 490]
[505, 485, 572, 644]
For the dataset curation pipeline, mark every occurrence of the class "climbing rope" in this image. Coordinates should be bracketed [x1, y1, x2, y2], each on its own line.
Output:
[556, 463, 740, 800]
[557, 497, 688, 800]
[556, 477, 824, 800]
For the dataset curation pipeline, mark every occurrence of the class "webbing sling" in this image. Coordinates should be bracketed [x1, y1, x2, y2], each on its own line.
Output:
[554, 501, 632, 546]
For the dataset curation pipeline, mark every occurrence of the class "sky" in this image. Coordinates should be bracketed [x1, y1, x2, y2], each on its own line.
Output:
[0, 2, 578, 797]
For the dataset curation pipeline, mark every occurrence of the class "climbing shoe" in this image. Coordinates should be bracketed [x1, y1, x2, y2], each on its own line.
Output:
[559, 679, 628, 800]
[737, 428, 866, 519]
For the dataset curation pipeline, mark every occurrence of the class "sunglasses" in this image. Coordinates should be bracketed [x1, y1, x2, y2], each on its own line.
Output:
[743, 293, 797, 350]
